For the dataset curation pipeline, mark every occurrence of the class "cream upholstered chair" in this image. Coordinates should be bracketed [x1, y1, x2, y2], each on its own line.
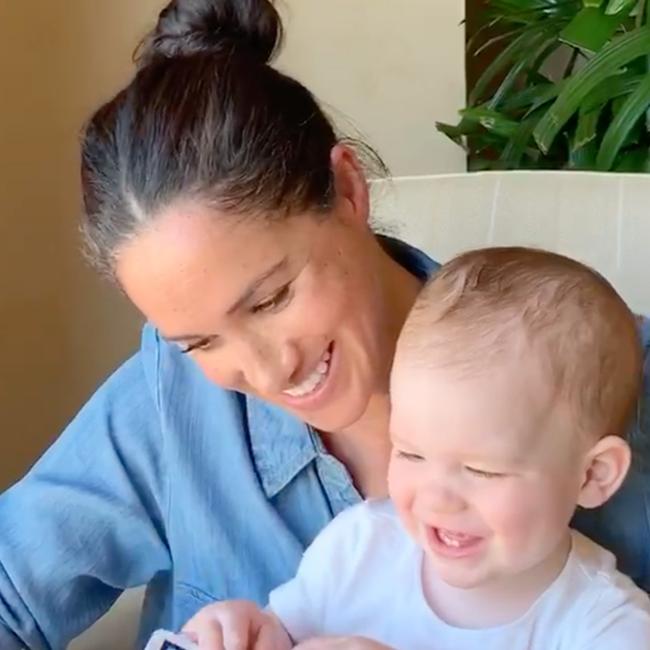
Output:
[374, 171, 650, 315]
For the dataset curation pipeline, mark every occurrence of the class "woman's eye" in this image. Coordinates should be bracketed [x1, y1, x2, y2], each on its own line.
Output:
[253, 284, 291, 314]
[465, 466, 504, 479]
[395, 450, 425, 462]
[179, 338, 214, 354]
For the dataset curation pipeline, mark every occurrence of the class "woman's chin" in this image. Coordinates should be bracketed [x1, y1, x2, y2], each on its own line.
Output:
[299, 397, 369, 435]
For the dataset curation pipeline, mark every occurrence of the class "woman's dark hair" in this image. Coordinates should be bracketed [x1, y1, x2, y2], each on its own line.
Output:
[81, 0, 380, 277]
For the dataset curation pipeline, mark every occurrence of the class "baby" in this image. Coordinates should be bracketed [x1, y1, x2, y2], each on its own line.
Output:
[179, 247, 650, 649]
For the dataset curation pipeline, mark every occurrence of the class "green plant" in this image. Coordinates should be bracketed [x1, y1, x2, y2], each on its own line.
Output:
[438, 0, 650, 171]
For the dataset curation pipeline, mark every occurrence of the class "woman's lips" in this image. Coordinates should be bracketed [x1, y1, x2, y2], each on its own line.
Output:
[280, 341, 336, 410]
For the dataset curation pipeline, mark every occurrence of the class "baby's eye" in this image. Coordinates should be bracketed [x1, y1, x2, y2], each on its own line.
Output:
[253, 284, 292, 314]
[465, 466, 505, 479]
[395, 450, 425, 462]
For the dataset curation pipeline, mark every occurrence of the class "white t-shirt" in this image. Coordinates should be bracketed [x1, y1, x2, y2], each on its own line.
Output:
[268, 500, 650, 649]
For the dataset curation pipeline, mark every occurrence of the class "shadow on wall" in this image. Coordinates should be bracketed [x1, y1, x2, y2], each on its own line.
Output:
[0, 2, 157, 490]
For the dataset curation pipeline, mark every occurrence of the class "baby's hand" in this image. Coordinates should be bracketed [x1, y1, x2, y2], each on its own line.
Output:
[294, 637, 394, 650]
[183, 599, 292, 650]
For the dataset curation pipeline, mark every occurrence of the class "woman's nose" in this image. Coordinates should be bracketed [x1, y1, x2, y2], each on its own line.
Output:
[219, 337, 300, 395]
[244, 347, 286, 395]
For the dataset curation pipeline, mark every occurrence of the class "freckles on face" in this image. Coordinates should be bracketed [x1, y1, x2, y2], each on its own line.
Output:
[115, 200, 397, 431]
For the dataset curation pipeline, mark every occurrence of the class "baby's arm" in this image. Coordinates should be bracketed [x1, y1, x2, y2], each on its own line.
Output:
[182, 599, 293, 650]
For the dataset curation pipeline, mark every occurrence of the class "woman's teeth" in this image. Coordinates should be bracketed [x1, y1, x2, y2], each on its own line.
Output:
[283, 350, 331, 398]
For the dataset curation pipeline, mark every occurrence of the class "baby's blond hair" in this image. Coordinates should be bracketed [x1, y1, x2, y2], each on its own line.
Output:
[400, 247, 642, 439]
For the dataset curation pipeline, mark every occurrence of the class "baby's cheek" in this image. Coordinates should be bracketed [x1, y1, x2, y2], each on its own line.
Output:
[388, 475, 408, 512]
[387, 468, 417, 534]
[483, 481, 572, 555]
[481, 486, 547, 547]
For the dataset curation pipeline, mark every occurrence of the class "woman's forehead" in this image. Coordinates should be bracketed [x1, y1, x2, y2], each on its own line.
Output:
[120, 205, 307, 274]
[114, 206, 322, 325]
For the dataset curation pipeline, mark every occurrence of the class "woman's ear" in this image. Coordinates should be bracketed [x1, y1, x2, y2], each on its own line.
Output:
[577, 436, 631, 509]
[330, 143, 370, 229]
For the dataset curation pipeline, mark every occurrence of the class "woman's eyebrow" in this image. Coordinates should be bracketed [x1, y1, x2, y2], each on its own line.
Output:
[164, 257, 289, 343]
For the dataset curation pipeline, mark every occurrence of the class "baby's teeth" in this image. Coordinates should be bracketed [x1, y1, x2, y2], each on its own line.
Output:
[440, 532, 461, 548]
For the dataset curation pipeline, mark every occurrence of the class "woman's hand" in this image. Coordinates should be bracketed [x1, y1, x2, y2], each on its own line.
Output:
[182, 599, 292, 650]
[294, 636, 395, 650]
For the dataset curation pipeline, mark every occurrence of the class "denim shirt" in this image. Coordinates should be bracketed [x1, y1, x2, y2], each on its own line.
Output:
[0, 238, 648, 650]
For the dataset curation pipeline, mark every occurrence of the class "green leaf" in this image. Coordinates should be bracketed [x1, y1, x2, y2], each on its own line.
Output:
[573, 106, 602, 149]
[473, 26, 526, 57]
[461, 107, 521, 138]
[580, 71, 644, 111]
[560, 6, 635, 53]
[568, 141, 598, 169]
[500, 82, 558, 111]
[468, 157, 498, 172]
[469, 131, 509, 156]
[596, 72, 650, 168]
[605, 0, 637, 14]
[614, 146, 650, 171]
[469, 25, 552, 105]
[467, 16, 505, 55]
[499, 108, 546, 167]
[533, 27, 650, 152]
[435, 117, 480, 146]
[489, 0, 565, 17]
[570, 72, 642, 152]
[488, 36, 560, 109]
[455, 0, 650, 171]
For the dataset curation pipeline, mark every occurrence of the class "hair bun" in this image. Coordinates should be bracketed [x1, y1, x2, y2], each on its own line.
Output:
[140, 0, 282, 66]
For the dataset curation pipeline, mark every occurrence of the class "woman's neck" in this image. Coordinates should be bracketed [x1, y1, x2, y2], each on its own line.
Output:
[320, 241, 424, 498]
[320, 393, 393, 498]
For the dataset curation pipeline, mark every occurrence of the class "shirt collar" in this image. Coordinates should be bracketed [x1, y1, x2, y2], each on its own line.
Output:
[246, 395, 317, 498]
[376, 234, 439, 281]
[248, 236, 438, 498]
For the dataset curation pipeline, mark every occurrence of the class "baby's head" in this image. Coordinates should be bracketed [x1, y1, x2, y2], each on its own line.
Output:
[388, 246, 642, 590]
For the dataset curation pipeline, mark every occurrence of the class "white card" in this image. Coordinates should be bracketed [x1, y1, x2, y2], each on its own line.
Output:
[144, 629, 199, 650]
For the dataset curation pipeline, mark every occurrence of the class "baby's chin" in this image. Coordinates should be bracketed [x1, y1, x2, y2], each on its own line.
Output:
[434, 560, 525, 591]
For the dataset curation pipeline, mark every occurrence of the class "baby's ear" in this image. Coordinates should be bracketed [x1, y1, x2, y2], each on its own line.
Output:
[577, 436, 631, 509]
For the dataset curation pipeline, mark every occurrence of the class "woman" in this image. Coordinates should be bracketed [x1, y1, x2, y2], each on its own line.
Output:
[0, 1, 647, 648]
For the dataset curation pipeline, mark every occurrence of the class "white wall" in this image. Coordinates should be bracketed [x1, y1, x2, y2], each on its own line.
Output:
[277, 0, 466, 176]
